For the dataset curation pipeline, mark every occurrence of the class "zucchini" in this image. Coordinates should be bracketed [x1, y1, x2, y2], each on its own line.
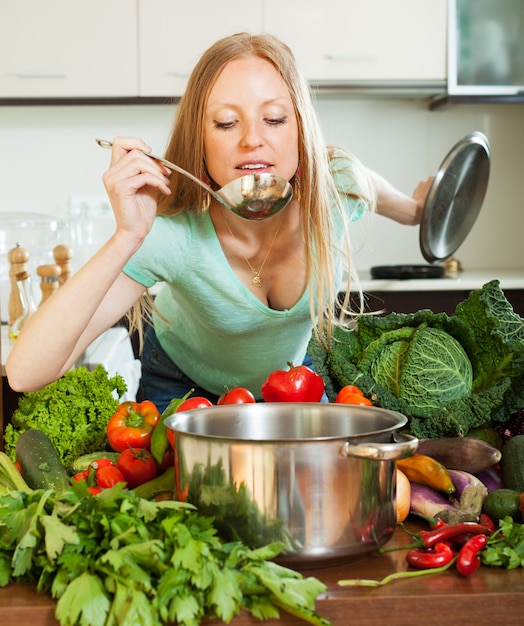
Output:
[500, 434, 524, 492]
[71, 451, 120, 474]
[16, 429, 70, 492]
[133, 468, 176, 500]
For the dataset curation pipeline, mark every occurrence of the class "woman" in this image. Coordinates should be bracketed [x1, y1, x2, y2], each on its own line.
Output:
[6, 33, 429, 410]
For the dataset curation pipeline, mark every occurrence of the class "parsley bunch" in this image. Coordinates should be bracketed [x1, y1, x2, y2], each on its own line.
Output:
[481, 516, 524, 570]
[0, 483, 332, 626]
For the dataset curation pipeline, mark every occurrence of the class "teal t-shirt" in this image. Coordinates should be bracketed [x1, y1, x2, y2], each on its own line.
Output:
[123, 151, 367, 399]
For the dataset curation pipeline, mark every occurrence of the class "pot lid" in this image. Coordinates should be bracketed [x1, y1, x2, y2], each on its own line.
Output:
[419, 131, 491, 263]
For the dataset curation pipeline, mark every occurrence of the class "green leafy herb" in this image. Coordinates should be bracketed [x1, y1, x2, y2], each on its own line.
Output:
[481, 516, 524, 570]
[0, 483, 332, 626]
[4, 365, 126, 471]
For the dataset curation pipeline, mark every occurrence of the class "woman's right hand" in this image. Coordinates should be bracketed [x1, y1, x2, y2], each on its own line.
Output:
[102, 136, 172, 244]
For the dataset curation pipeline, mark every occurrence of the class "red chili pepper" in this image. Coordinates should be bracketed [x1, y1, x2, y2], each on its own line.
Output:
[479, 512, 496, 534]
[419, 522, 491, 548]
[456, 534, 488, 577]
[429, 517, 448, 529]
[406, 542, 455, 569]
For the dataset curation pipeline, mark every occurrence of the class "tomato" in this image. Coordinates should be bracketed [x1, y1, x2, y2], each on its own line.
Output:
[88, 486, 102, 496]
[218, 387, 256, 405]
[166, 396, 214, 447]
[336, 385, 364, 399]
[335, 385, 372, 405]
[340, 393, 372, 406]
[116, 447, 158, 488]
[90, 458, 117, 470]
[176, 397, 214, 412]
[107, 400, 161, 452]
[261, 364, 325, 402]
[95, 465, 126, 489]
[159, 447, 175, 470]
[72, 469, 89, 482]
[72, 458, 125, 490]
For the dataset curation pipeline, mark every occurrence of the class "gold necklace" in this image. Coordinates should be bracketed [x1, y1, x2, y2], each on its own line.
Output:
[222, 212, 285, 288]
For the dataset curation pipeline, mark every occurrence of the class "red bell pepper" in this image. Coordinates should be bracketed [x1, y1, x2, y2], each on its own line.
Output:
[261, 363, 325, 402]
[107, 400, 161, 452]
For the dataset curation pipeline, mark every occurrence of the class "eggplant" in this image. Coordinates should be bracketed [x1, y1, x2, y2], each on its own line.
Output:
[410, 482, 455, 518]
[416, 437, 501, 473]
[447, 469, 488, 517]
[409, 482, 476, 523]
[474, 466, 504, 493]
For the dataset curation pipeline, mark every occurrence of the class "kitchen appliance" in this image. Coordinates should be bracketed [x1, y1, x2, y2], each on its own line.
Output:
[165, 402, 417, 567]
[371, 130, 490, 279]
[96, 139, 293, 221]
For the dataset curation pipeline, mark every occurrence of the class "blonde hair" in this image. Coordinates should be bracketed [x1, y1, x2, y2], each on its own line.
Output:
[130, 33, 374, 349]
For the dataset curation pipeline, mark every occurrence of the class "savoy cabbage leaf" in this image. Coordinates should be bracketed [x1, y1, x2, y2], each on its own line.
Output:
[309, 280, 524, 438]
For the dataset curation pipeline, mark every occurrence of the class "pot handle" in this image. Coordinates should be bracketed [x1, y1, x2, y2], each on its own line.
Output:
[342, 433, 418, 461]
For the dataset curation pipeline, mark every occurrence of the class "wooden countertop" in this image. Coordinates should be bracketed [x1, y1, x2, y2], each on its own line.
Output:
[1, 520, 522, 626]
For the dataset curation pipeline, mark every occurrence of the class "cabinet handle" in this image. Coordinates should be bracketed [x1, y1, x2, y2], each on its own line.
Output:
[324, 55, 377, 62]
[16, 72, 67, 79]
[165, 71, 190, 78]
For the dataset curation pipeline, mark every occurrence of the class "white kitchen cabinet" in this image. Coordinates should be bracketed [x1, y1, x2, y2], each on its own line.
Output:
[138, 0, 263, 97]
[0, 0, 137, 98]
[0, 0, 447, 100]
[262, 0, 447, 84]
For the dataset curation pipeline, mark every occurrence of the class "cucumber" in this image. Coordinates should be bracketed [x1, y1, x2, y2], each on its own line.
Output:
[16, 429, 70, 493]
[500, 434, 524, 492]
[71, 451, 120, 474]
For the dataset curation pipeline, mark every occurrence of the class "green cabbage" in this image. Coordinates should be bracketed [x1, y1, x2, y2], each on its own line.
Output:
[362, 325, 473, 417]
[309, 280, 524, 438]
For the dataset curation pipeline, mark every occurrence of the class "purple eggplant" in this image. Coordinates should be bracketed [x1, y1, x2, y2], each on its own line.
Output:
[409, 482, 479, 523]
[474, 466, 504, 493]
[448, 469, 488, 517]
[409, 482, 462, 520]
[417, 437, 501, 473]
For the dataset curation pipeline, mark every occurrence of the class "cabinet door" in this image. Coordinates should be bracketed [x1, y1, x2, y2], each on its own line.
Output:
[138, 0, 263, 97]
[0, 0, 137, 98]
[263, 0, 447, 83]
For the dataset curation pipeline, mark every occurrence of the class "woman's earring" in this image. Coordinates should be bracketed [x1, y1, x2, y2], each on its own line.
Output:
[201, 191, 211, 211]
[201, 162, 211, 210]
[292, 168, 301, 202]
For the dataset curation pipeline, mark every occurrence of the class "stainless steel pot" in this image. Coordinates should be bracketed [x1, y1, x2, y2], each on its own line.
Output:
[165, 403, 417, 567]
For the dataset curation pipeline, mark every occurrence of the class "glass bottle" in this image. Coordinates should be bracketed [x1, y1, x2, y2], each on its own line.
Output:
[9, 270, 37, 339]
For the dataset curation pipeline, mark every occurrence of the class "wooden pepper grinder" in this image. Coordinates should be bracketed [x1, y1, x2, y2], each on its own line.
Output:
[36, 264, 62, 306]
[7, 244, 30, 328]
[53, 244, 73, 285]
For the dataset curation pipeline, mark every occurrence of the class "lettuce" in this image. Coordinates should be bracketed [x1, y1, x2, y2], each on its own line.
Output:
[309, 280, 524, 438]
[4, 365, 127, 470]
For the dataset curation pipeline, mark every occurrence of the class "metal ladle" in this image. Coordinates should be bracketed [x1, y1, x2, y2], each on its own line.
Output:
[96, 139, 293, 221]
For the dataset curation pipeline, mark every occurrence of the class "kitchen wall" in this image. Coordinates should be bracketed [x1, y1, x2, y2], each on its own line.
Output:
[0, 97, 523, 277]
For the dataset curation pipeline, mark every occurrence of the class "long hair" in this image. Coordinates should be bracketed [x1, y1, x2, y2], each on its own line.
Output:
[131, 33, 374, 349]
